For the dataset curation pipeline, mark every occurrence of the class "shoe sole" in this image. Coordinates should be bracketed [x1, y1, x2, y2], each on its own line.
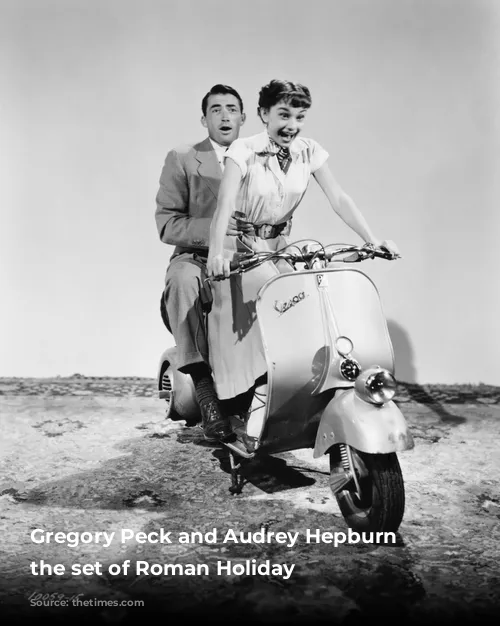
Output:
[204, 431, 236, 444]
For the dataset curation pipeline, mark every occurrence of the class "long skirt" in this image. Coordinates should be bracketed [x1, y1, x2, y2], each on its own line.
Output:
[207, 233, 291, 400]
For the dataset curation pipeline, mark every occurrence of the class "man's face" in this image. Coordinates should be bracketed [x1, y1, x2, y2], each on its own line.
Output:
[202, 93, 246, 147]
[260, 99, 308, 148]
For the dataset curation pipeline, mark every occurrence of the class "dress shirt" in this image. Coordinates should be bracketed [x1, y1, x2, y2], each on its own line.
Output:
[209, 138, 228, 171]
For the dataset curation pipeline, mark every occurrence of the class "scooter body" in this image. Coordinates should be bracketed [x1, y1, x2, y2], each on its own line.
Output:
[158, 264, 414, 455]
[253, 265, 413, 456]
[157, 251, 414, 532]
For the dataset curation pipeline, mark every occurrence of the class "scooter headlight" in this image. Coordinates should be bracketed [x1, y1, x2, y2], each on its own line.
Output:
[355, 367, 397, 405]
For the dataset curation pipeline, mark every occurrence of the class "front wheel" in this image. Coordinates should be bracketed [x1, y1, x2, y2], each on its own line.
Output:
[331, 449, 405, 533]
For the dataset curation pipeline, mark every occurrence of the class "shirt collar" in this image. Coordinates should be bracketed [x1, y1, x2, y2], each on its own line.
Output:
[208, 138, 228, 159]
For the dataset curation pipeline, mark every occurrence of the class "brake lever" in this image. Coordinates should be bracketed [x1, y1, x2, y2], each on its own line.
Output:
[342, 251, 363, 263]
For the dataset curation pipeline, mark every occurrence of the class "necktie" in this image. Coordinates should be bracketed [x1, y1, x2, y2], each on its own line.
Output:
[276, 146, 291, 174]
[220, 148, 227, 171]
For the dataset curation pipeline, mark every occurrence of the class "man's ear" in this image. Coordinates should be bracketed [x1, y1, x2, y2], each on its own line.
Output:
[241, 113, 247, 125]
[201, 116, 208, 128]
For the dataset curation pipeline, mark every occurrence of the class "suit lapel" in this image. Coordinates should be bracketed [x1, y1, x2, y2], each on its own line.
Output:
[194, 138, 221, 200]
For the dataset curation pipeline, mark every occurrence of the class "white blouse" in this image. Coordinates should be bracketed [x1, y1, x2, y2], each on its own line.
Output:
[225, 131, 329, 227]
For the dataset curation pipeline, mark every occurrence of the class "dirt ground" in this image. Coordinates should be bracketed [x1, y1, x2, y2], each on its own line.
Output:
[0, 377, 499, 625]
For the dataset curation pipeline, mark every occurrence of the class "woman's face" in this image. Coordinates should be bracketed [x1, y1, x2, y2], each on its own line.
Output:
[260, 99, 309, 148]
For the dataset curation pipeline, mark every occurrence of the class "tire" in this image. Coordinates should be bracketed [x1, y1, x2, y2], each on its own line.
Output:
[332, 449, 405, 533]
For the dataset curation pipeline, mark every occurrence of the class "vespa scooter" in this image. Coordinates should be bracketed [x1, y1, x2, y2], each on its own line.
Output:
[157, 242, 414, 533]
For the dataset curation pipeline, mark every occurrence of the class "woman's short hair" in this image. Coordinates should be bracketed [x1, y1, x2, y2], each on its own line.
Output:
[258, 79, 312, 118]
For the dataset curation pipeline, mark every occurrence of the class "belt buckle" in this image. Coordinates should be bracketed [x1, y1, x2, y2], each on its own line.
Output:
[259, 224, 274, 239]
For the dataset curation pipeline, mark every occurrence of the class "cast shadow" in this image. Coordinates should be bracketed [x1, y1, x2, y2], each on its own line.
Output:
[211, 448, 317, 493]
[4, 430, 492, 623]
[387, 319, 465, 425]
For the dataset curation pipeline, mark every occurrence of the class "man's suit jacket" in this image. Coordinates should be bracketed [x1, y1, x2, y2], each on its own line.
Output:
[155, 137, 222, 256]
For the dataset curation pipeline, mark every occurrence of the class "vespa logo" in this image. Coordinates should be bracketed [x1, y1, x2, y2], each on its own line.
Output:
[273, 291, 308, 316]
[316, 273, 328, 287]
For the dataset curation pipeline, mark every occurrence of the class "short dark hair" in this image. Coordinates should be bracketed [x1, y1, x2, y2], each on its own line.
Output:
[201, 84, 244, 116]
[257, 79, 312, 120]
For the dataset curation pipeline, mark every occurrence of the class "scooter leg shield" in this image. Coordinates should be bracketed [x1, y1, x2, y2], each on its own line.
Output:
[313, 389, 414, 458]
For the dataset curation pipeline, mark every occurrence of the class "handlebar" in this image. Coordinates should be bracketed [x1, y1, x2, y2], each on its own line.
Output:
[223, 241, 400, 276]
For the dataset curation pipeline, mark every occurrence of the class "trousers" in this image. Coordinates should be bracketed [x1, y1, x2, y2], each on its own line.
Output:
[162, 252, 211, 374]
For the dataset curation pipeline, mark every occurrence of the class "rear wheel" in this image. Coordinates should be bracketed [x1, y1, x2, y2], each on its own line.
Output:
[331, 449, 405, 533]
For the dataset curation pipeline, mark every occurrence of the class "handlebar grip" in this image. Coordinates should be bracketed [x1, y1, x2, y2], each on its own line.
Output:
[208, 257, 252, 281]
[376, 249, 400, 260]
[229, 253, 258, 273]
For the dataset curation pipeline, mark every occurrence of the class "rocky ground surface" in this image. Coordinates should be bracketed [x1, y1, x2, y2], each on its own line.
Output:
[0, 377, 499, 625]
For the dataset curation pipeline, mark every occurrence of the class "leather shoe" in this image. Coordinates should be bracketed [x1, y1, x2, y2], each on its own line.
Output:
[240, 432, 259, 453]
[201, 401, 235, 443]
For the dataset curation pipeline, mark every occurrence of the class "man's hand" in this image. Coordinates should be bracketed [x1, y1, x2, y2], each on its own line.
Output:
[227, 211, 254, 237]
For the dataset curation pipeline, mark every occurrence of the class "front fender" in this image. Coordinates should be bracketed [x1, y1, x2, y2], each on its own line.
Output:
[313, 388, 414, 458]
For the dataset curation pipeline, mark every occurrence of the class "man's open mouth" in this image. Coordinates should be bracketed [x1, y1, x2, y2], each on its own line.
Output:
[219, 126, 232, 132]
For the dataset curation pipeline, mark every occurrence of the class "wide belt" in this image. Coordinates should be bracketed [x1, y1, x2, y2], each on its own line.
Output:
[253, 220, 292, 239]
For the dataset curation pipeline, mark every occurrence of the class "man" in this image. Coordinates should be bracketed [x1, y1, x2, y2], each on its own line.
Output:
[155, 84, 247, 443]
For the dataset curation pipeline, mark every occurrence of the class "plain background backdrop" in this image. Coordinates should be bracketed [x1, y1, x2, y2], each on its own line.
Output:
[1, 0, 499, 384]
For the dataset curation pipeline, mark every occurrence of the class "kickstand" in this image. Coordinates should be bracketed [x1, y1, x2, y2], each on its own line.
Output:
[228, 450, 244, 495]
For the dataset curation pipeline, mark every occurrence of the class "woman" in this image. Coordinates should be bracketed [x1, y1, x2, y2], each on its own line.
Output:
[206, 79, 399, 402]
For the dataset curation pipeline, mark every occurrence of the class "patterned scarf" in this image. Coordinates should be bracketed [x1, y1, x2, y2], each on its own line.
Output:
[261, 138, 292, 174]
[276, 145, 292, 174]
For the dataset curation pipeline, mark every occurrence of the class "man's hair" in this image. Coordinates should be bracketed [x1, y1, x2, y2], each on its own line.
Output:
[201, 84, 244, 116]
[257, 79, 312, 119]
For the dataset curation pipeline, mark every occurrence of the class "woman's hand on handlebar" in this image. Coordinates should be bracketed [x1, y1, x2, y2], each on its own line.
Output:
[367, 238, 401, 259]
[206, 251, 231, 280]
